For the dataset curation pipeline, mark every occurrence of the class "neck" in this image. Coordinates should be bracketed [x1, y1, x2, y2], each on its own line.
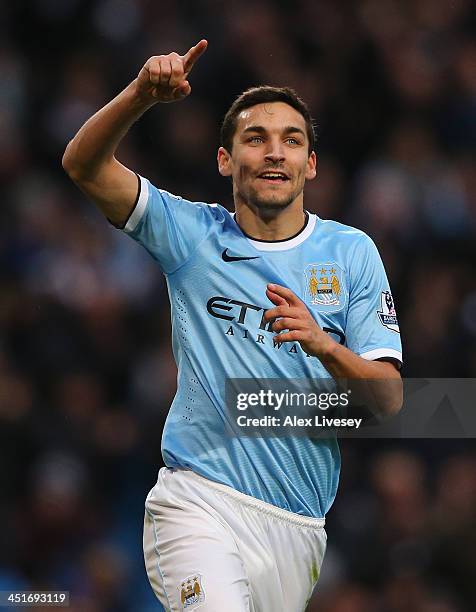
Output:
[234, 197, 306, 242]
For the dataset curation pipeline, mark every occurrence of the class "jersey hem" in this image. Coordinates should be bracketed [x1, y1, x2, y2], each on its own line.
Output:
[180, 468, 326, 529]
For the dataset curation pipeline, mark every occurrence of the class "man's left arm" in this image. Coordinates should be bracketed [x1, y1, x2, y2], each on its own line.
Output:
[264, 283, 403, 418]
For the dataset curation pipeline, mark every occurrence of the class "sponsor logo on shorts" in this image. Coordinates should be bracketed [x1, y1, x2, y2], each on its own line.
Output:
[179, 574, 205, 609]
[377, 291, 399, 332]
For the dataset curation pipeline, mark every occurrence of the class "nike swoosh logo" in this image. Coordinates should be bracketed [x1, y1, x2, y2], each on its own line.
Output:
[221, 248, 259, 263]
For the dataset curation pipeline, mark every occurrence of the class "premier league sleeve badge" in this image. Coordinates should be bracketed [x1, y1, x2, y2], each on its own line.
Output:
[377, 290, 400, 333]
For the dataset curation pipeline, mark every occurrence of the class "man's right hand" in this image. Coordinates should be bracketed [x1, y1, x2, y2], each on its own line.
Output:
[63, 39, 208, 227]
[135, 39, 208, 104]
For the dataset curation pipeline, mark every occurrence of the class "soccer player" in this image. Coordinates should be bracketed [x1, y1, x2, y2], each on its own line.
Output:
[63, 40, 403, 611]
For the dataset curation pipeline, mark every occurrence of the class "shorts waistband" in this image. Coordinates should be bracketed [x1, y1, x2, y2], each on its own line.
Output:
[179, 469, 326, 530]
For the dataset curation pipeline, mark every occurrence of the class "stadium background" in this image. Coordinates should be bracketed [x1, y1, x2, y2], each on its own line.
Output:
[1, 0, 475, 610]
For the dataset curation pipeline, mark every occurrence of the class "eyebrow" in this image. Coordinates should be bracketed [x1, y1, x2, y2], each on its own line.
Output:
[242, 125, 306, 138]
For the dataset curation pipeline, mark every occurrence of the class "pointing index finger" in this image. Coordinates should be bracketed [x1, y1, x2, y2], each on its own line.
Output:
[183, 39, 208, 73]
[266, 287, 288, 307]
[267, 284, 303, 307]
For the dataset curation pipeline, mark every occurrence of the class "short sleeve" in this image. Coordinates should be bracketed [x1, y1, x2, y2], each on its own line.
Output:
[120, 175, 218, 274]
[345, 234, 403, 366]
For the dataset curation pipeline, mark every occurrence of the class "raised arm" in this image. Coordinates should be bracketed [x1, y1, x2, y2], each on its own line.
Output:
[62, 40, 208, 227]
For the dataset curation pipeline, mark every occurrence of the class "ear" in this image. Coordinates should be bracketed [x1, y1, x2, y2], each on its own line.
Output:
[305, 151, 317, 181]
[217, 147, 232, 177]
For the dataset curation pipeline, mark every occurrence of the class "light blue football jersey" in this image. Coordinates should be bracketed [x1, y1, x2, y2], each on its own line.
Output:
[121, 175, 403, 518]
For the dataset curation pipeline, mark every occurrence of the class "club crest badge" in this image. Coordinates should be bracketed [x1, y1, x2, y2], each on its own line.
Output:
[377, 291, 400, 333]
[304, 263, 347, 313]
[179, 574, 205, 609]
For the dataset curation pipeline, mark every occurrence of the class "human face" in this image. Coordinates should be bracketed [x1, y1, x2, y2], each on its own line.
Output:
[218, 102, 316, 211]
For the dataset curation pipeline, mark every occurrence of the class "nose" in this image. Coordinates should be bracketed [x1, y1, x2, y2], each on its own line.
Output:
[264, 138, 285, 164]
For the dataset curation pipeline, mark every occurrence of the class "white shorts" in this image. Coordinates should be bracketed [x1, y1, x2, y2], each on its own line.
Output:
[143, 467, 327, 611]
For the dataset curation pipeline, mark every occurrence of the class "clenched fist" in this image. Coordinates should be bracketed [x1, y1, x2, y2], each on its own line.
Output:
[135, 39, 208, 104]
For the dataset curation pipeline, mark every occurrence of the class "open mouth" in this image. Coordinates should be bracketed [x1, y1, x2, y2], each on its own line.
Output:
[257, 172, 290, 183]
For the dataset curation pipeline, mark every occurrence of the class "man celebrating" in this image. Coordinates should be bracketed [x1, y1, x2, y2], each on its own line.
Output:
[63, 40, 402, 611]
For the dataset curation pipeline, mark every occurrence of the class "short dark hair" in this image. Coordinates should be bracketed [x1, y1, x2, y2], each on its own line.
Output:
[220, 86, 316, 154]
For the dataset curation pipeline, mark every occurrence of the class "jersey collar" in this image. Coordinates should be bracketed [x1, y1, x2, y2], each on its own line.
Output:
[232, 212, 317, 252]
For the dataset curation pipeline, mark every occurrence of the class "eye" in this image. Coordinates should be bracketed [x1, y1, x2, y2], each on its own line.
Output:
[248, 135, 264, 144]
[285, 137, 300, 145]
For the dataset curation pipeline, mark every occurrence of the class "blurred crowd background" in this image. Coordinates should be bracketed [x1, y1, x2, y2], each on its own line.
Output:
[1, 0, 475, 610]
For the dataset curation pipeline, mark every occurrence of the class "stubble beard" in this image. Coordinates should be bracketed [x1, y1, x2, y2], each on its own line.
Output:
[236, 180, 300, 212]
[247, 188, 295, 211]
